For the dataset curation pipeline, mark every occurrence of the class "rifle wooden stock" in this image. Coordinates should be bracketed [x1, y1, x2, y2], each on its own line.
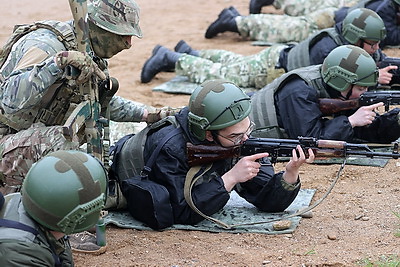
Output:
[318, 90, 400, 115]
[187, 143, 241, 167]
[186, 137, 399, 167]
[318, 98, 359, 115]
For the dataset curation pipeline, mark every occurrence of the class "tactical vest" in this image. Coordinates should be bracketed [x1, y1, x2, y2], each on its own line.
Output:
[286, 28, 344, 71]
[0, 20, 107, 132]
[250, 65, 329, 138]
[346, 0, 373, 12]
[0, 193, 38, 242]
[111, 116, 180, 183]
[0, 193, 72, 266]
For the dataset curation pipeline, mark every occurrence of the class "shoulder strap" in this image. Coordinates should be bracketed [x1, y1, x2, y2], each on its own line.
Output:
[184, 164, 232, 229]
[0, 21, 76, 71]
[141, 127, 181, 175]
[0, 218, 39, 235]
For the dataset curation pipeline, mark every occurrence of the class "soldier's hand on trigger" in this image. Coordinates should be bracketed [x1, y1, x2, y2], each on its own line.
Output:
[55, 51, 106, 84]
[348, 102, 383, 127]
[378, 65, 398, 85]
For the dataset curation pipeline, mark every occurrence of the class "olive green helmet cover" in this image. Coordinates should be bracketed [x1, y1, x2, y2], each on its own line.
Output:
[188, 80, 251, 141]
[393, 0, 400, 5]
[22, 150, 107, 235]
[322, 45, 378, 92]
[88, 0, 142, 37]
[342, 8, 386, 44]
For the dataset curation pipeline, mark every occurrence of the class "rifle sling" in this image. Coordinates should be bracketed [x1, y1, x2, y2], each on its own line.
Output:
[184, 164, 231, 229]
[184, 159, 347, 230]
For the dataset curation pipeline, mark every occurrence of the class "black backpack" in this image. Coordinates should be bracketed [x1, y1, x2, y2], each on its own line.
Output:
[108, 117, 181, 230]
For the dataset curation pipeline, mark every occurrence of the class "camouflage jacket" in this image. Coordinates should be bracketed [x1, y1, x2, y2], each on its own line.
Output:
[0, 20, 144, 133]
[0, 193, 73, 267]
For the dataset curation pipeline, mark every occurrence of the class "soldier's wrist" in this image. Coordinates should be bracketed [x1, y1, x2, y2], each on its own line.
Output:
[281, 176, 300, 191]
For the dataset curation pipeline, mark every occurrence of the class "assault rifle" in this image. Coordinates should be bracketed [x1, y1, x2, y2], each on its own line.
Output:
[186, 137, 399, 167]
[318, 90, 400, 115]
[65, 0, 106, 161]
[377, 57, 400, 88]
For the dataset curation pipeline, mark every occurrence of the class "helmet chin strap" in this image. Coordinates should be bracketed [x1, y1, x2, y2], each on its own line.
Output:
[211, 131, 223, 146]
[342, 85, 354, 100]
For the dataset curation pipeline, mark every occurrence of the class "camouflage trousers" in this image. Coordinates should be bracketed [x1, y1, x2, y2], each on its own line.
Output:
[0, 123, 80, 194]
[273, 0, 358, 16]
[236, 7, 338, 43]
[175, 44, 288, 89]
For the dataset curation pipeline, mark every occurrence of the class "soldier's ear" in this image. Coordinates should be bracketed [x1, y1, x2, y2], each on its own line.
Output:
[205, 131, 214, 142]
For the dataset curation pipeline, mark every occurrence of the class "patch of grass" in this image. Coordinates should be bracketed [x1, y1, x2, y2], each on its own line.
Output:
[357, 212, 400, 266]
[304, 248, 316, 256]
[358, 255, 400, 267]
[394, 211, 400, 238]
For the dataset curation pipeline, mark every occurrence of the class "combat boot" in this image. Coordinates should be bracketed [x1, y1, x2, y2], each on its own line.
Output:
[249, 0, 275, 14]
[69, 231, 107, 255]
[174, 40, 199, 56]
[141, 45, 182, 83]
[205, 7, 239, 39]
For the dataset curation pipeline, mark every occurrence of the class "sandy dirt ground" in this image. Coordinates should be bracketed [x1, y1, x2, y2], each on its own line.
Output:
[1, 0, 400, 266]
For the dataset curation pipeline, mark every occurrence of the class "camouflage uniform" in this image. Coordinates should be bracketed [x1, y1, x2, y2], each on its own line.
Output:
[176, 44, 288, 89]
[273, 0, 358, 16]
[0, 21, 144, 192]
[236, 0, 358, 43]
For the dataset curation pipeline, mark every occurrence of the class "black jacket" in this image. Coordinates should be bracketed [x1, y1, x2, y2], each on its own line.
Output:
[143, 107, 301, 225]
[274, 75, 400, 143]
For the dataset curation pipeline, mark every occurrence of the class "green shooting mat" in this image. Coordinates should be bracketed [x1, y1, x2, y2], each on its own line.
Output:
[104, 189, 315, 234]
[251, 41, 298, 47]
[152, 75, 258, 95]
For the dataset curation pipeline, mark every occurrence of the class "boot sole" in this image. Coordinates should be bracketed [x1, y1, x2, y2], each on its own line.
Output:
[72, 245, 107, 255]
[174, 40, 186, 52]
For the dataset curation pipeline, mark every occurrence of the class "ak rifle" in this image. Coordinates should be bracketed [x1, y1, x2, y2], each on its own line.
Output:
[318, 90, 400, 115]
[186, 137, 399, 167]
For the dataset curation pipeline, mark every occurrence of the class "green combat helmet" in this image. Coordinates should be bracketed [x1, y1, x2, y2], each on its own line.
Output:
[394, 0, 400, 5]
[188, 80, 251, 141]
[88, 0, 142, 37]
[342, 8, 386, 44]
[322, 45, 378, 92]
[21, 150, 107, 235]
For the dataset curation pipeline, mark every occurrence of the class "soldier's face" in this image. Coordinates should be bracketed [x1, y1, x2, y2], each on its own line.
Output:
[89, 23, 132, 58]
[342, 85, 368, 99]
[213, 117, 253, 147]
[361, 39, 380, 55]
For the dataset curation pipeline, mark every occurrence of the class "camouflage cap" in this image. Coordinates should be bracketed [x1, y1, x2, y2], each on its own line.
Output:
[88, 0, 142, 37]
